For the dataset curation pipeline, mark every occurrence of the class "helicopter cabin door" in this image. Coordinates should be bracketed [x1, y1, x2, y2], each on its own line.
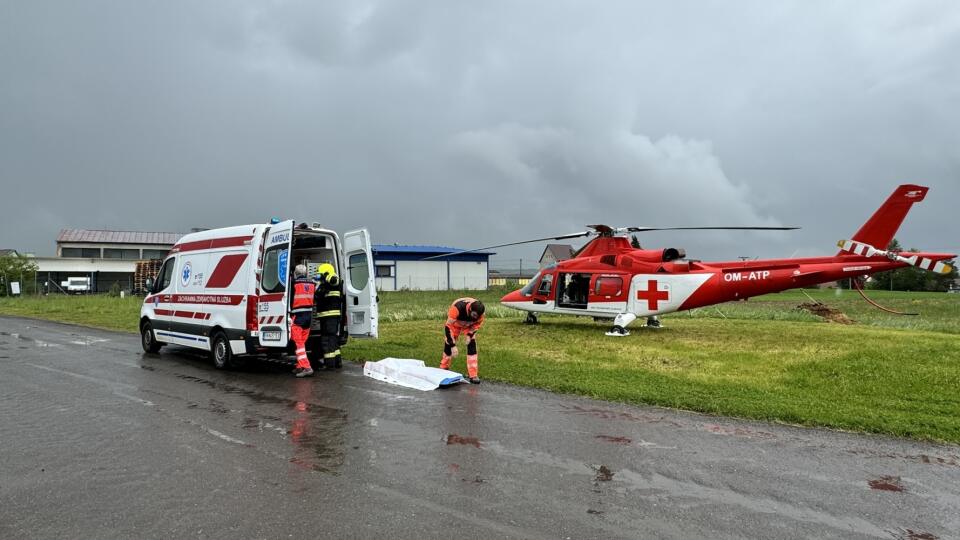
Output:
[557, 273, 591, 309]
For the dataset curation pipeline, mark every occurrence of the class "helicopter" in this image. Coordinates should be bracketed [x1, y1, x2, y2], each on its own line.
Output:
[430, 184, 955, 336]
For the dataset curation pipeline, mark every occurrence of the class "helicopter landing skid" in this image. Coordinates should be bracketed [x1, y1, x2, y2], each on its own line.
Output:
[605, 325, 630, 337]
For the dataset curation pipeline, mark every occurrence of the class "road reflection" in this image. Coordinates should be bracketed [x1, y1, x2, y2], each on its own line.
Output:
[288, 379, 347, 474]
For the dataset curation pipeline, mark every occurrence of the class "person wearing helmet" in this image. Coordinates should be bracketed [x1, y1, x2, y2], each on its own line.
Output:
[441, 297, 485, 384]
[289, 264, 316, 377]
[314, 262, 344, 370]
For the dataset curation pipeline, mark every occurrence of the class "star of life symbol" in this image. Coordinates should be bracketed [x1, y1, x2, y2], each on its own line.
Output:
[181, 262, 192, 287]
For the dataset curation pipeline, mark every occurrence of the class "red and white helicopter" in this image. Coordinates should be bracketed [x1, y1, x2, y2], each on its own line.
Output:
[439, 185, 955, 336]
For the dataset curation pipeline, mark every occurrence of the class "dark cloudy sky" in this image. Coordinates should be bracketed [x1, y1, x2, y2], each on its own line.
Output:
[2, 1, 958, 263]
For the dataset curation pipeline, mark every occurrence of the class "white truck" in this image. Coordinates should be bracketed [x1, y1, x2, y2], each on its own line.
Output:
[140, 220, 378, 368]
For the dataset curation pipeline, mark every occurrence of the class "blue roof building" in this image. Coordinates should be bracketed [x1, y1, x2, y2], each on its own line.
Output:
[372, 244, 495, 291]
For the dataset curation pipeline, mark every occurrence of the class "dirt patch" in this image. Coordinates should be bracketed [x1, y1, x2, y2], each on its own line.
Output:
[446, 434, 481, 448]
[798, 302, 855, 324]
[889, 529, 939, 540]
[595, 435, 632, 445]
[595, 465, 615, 482]
[868, 475, 904, 492]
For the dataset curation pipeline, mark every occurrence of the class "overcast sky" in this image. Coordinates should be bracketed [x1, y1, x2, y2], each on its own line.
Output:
[2, 1, 958, 264]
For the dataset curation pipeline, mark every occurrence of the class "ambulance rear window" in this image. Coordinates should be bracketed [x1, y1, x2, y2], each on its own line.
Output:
[261, 245, 288, 294]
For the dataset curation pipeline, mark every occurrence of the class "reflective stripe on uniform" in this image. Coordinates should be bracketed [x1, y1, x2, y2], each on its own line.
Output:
[317, 310, 340, 318]
[323, 350, 341, 359]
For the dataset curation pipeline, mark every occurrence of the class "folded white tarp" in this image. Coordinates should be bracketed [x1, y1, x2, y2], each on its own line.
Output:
[363, 358, 464, 391]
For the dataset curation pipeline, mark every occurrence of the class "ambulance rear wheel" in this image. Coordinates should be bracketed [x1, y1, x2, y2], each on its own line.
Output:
[211, 331, 234, 370]
[141, 320, 162, 354]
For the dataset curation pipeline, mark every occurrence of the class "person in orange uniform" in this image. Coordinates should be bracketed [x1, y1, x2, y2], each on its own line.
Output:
[441, 297, 485, 384]
[289, 264, 315, 378]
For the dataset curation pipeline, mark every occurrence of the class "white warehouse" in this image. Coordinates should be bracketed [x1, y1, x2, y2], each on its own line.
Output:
[372, 245, 494, 291]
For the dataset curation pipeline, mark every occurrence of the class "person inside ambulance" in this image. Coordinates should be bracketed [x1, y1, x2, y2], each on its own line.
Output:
[313, 263, 343, 370]
[289, 264, 316, 378]
[441, 298, 485, 384]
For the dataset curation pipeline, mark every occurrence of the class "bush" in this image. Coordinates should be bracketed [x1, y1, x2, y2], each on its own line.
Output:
[108, 282, 122, 297]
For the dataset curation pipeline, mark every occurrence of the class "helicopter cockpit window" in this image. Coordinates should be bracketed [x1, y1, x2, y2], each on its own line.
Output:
[520, 271, 542, 297]
[536, 274, 553, 296]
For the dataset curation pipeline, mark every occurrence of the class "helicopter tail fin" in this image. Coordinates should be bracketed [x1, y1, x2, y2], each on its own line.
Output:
[840, 184, 928, 254]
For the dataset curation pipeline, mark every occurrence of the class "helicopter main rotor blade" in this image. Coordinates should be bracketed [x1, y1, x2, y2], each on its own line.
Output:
[420, 231, 594, 260]
[625, 226, 800, 232]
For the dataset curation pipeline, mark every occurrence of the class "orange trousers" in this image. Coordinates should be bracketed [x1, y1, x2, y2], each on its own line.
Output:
[290, 324, 311, 369]
[441, 324, 478, 378]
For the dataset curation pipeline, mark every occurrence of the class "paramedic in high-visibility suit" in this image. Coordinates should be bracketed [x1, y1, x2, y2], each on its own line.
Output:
[289, 264, 316, 378]
[441, 297, 485, 384]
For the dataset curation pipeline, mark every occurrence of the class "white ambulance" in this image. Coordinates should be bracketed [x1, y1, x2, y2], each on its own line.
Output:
[139, 220, 378, 368]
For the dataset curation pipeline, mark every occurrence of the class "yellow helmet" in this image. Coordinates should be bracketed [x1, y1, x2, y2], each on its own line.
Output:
[316, 263, 337, 281]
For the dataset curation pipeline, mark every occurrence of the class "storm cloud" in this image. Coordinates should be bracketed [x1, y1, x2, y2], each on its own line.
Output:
[1, 1, 958, 263]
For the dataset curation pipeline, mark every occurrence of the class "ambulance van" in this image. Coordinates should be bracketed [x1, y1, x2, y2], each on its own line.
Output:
[140, 220, 378, 368]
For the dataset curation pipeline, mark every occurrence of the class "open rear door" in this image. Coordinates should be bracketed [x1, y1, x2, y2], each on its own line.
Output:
[258, 220, 295, 347]
[343, 228, 379, 338]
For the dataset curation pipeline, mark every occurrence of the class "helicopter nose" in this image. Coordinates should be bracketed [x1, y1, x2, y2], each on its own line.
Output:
[501, 289, 524, 304]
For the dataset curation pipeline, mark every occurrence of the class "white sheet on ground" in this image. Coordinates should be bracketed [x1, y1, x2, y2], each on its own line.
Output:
[363, 358, 464, 391]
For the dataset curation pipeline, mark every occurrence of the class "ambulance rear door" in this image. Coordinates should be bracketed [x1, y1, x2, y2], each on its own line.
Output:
[343, 228, 378, 338]
[258, 220, 294, 347]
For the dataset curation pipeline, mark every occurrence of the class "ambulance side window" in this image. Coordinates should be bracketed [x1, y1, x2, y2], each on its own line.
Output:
[154, 258, 175, 293]
[261, 246, 287, 294]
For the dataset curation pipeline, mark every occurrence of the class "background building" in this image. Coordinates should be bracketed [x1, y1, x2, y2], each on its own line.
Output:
[35, 229, 183, 293]
[372, 245, 493, 291]
[539, 244, 575, 268]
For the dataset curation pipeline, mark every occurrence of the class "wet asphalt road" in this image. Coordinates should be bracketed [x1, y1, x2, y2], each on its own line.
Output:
[1, 317, 959, 539]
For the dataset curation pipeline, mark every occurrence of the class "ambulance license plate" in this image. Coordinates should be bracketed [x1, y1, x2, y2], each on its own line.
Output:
[262, 331, 281, 341]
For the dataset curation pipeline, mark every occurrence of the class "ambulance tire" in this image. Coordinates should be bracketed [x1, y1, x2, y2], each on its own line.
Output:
[211, 331, 234, 370]
[140, 320, 162, 354]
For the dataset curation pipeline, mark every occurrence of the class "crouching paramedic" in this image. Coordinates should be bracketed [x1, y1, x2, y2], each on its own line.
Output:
[314, 263, 343, 370]
[289, 264, 315, 378]
[441, 298, 485, 384]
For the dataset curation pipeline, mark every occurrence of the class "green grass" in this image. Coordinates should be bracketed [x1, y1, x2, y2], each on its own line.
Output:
[0, 295, 143, 333]
[3, 288, 959, 442]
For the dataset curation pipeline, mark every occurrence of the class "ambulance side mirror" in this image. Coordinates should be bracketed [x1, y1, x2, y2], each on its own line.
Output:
[145, 278, 154, 292]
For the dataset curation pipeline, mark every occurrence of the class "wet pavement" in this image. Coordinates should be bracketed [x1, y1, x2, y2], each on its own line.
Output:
[1, 316, 959, 539]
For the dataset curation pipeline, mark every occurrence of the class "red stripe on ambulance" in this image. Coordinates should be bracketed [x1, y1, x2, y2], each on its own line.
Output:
[206, 253, 248, 288]
[171, 235, 253, 254]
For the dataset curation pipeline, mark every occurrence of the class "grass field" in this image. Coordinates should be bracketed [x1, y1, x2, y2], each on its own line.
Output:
[2, 288, 959, 442]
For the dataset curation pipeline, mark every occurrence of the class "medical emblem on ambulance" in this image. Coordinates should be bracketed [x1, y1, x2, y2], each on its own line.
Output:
[278, 250, 288, 284]
[181, 262, 192, 287]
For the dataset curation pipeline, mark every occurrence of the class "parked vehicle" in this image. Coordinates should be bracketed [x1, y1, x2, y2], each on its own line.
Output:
[140, 220, 378, 368]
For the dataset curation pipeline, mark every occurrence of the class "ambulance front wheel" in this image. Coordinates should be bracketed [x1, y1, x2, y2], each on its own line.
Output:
[140, 320, 162, 354]
[211, 331, 234, 370]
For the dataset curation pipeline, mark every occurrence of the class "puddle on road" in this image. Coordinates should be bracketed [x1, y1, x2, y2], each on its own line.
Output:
[170, 373, 349, 474]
